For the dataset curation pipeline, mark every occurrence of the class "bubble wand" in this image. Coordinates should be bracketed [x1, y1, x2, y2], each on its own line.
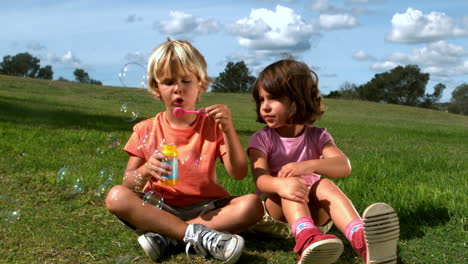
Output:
[173, 107, 207, 117]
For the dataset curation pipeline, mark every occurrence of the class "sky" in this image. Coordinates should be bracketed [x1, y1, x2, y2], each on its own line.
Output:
[1, 0, 468, 101]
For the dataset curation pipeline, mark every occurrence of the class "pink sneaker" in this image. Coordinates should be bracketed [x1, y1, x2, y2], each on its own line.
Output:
[363, 203, 400, 264]
[294, 228, 343, 264]
[350, 226, 367, 261]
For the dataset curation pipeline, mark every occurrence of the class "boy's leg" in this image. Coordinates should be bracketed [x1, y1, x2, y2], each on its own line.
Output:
[106, 185, 187, 240]
[187, 193, 264, 234]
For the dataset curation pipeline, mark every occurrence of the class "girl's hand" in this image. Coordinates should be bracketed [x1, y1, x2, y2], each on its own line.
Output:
[277, 177, 310, 203]
[205, 104, 234, 133]
[144, 151, 172, 182]
[277, 162, 310, 178]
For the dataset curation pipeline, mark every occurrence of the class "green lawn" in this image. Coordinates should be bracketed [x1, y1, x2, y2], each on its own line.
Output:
[0, 74, 467, 263]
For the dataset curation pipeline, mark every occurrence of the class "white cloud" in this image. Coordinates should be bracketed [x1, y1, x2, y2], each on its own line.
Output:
[371, 61, 400, 71]
[352, 50, 375, 61]
[386, 8, 468, 43]
[228, 5, 319, 53]
[157, 11, 220, 36]
[371, 41, 468, 78]
[124, 51, 148, 65]
[319, 13, 358, 30]
[310, 0, 333, 12]
[125, 14, 143, 23]
[26, 41, 46, 51]
[44, 50, 82, 68]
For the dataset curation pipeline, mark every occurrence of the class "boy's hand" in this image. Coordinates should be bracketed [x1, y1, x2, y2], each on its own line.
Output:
[144, 151, 172, 182]
[277, 161, 309, 178]
[277, 177, 310, 203]
[205, 104, 234, 133]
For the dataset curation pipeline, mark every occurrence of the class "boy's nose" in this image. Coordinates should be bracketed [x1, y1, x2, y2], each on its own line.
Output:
[173, 83, 182, 94]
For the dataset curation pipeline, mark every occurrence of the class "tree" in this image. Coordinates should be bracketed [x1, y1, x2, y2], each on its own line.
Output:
[211, 61, 255, 93]
[448, 83, 468, 115]
[338, 81, 359, 100]
[73, 68, 102, 85]
[419, 83, 446, 109]
[0, 52, 41, 78]
[74, 68, 90, 83]
[36, 65, 54, 80]
[357, 65, 430, 106]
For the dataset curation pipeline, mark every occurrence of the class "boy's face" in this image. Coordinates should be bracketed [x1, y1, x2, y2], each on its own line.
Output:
[154, 71, 202, 110]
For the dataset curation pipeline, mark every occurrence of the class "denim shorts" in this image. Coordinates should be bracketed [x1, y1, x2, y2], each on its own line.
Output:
[119, 193, 236, 234]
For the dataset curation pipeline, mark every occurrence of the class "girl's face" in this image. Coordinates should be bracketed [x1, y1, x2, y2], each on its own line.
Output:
[154, 71, 202, 111]
[258, 86, 291, 129]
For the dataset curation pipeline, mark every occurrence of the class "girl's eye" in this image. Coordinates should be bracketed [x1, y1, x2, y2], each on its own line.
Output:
[182, 80, 191, 83]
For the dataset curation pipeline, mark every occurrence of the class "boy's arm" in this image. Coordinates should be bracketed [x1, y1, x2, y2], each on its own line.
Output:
[277, 139, 352, 178]
[221, 127, 248, 180]
[249, 148, 310, 203]
[205, 104, 247, 180]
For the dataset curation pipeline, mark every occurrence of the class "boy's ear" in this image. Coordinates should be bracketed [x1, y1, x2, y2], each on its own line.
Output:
[151, 90, 161, 99]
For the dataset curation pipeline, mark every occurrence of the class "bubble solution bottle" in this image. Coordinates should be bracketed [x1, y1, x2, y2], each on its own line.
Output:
[160, 144, 178, 186]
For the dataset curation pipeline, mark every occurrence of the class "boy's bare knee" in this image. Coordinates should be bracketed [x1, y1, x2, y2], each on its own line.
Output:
[240, 194, 264, 221]
[105, 185, 127, 213]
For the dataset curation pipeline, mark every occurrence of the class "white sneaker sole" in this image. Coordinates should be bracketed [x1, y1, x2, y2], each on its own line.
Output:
[298, 238, 344, 264]
[138, 234, 160, 261]
[223, 235, 245, 264]
[363, 203, 400, 264]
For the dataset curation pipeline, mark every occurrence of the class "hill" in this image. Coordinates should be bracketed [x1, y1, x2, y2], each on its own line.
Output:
[0, 74, 467, 263]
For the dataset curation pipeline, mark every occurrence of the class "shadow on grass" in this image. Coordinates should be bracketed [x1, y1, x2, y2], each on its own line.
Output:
[0, 96, 140, 132]
[397, 203, 450, 240]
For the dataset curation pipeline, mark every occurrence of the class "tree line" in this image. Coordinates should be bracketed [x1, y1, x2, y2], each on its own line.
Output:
[212, 62, 466, 116]
[0, 52, 102, 85]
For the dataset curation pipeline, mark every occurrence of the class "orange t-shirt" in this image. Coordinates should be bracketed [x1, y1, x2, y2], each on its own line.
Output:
[124, 112, 229, 206]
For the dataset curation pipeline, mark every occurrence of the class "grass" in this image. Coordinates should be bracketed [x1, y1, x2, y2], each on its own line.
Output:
[0, 74, 467, 263]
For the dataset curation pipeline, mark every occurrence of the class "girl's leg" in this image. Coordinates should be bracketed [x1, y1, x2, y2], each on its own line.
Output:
[312, 179, 366, 261]
[311, 178, 361, 233]
[105, 185, 187, 240]
[263, 194, 343, 263]
[189, 194, 264, 234]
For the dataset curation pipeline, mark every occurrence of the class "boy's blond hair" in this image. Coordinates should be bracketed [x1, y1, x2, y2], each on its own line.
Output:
[147, 38, 211, 94]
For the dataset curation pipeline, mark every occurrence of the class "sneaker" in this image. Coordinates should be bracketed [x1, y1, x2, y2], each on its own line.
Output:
[363, 203, 400, 264]
[138, 232, 178, 262]
[349, 225, 366, 261]
[183, 223, 244, 264]
[294, 228, 344, 264]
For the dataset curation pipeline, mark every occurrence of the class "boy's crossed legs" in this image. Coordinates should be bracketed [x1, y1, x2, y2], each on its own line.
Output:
[106, 185, 263, 263]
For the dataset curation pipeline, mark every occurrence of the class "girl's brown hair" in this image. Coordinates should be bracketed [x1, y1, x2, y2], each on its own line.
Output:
[252, 59, 325, 125]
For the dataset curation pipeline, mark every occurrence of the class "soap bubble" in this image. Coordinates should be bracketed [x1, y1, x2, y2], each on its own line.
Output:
[0, 196, 21, 224]
[97, 180, 114, 200]
[98, 168, 115, 182]
[120, 102, 139, 122]
[56, 166, 84, 195]
[118, 62, 148, 88]
[123, 169, 146, 192]
[96, 134, 121, 154]
[143, 191, 164, 209]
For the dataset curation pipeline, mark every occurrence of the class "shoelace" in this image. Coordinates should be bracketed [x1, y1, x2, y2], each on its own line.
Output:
[184, 225, 226, 258]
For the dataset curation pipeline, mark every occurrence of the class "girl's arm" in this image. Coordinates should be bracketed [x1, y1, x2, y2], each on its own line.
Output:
[249, 148, 310, 203]
[206, 104, 247, 180]
[277, 139, 352, 178]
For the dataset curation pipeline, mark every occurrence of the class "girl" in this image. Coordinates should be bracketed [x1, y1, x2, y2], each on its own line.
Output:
[106, 38, 263, 264]
[248, 59, 399, 264]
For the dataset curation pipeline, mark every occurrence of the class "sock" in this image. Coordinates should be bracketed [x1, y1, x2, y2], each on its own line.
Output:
[345, 218, 366, 260]
[292, 217, 317, 236]
[345, 219, 364, 242]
